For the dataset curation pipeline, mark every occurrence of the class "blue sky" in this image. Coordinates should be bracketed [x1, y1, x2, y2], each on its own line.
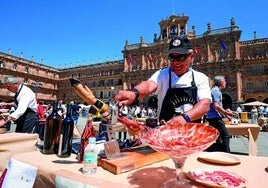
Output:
[0, 1, 267, 68]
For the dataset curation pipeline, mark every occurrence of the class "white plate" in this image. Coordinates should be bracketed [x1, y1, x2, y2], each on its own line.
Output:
[198, 152, 240, 165]
[187, 168, 247, 188]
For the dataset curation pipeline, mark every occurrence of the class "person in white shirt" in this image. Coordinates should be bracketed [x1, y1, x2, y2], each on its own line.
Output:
[134, 105, 141, 117]
[0, 76, 38, 133]
[121, 105, 129, 116]
[251, 106, 258, 124]
[236, 106, 242, 113]
[57, 99, 66, 118]
[140, 106, 147, 118]
[264, 106, 268, 118]
[114, 36, 211, 125]
[236, 105, 242, 119]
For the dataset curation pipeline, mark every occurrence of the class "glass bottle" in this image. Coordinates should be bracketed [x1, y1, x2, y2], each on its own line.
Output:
[43, 100, 62, 154]
[79, 113, 95, 163]
[82, 137, 98, 175]
[57, 104, 74, 158]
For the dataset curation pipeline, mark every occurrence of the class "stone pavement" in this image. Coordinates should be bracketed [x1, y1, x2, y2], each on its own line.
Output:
[76, 116, 268, 157]
[230, 131, 268, 157]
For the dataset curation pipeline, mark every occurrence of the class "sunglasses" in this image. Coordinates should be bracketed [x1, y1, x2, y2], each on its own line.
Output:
[168, 53, 191, 62]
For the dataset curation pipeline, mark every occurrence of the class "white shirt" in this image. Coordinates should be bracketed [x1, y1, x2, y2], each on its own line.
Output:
[236, 106, 242, 113]
[121, 106, 128, 115]
[149, 67, 211, 114]
[134, 106, 141, 116]
[11, 84, 37, 120]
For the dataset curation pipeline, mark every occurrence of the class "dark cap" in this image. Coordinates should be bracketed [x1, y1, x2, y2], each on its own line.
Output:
[168, 37, 193, 55]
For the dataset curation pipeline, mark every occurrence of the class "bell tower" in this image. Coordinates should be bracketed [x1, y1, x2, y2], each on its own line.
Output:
[158, 14, 195, 41]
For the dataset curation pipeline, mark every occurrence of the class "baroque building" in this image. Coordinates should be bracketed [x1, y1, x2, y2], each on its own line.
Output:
[121, 14, 268, 109]
[0, 52, 58, 103]
[0, 14, 267, 110]
[57, 60, 124, 103]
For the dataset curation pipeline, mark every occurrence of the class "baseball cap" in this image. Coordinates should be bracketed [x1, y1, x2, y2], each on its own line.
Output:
[168, 37, 193, 55]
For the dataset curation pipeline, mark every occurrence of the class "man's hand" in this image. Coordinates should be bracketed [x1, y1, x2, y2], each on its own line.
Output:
[114, 90, 136, 107]
[0, 119, 7, 127]
[165, 115, 187, 126]
[225, 109, 236, 121]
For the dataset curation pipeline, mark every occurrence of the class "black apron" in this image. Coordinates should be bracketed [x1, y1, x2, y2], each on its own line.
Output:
[159, 68, 198, 122]
[14, 85, 38, 133]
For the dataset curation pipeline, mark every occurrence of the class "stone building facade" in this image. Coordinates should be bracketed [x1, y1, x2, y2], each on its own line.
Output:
[0, 52, 58, 103]
[0, 14, 267, 110]
[57, 60, 124, 104]
[121, 15, 268, 109]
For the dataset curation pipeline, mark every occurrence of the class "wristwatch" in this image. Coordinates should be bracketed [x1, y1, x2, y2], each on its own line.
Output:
[131, 88, 140, 100]
[181, 113, 191, 122]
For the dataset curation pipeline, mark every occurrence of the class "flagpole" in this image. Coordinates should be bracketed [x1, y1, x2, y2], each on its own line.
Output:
[172, 0, 175, 15]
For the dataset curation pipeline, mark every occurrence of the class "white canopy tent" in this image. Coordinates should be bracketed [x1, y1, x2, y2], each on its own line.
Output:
[241, 101, 268, 106]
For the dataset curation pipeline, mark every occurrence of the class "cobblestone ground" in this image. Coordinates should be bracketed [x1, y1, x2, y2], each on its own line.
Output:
[230, 131, 268, 157]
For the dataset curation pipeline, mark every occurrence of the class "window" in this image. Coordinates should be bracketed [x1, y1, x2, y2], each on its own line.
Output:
[13, 64, 17, 70]
[170, 25, 177, 38]
[99, 80, 104, 87]
[0, 61, 4, 68]
[162, 29, 167, 40]
[180, 26, 185, 36]
[246, 82, 254, 90]
[108, 79, 113, 86]
[25, 67, 29, 73]
[265, 81, 268, 90]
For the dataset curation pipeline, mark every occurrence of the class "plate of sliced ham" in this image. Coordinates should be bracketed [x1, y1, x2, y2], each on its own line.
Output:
[198, 152, 241, 165]
[187, 168, 247, 188]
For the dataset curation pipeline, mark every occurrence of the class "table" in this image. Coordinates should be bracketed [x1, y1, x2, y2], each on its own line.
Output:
[226, 123, 260, 141]
[0, 133, 39, 172]
[10, 151, 268, 188]
[226, 123, 260, 156]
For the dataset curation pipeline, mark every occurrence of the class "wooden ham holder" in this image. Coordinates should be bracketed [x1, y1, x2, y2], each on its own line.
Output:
[69, 78, 169, 174]
[98, 144, 169, 175]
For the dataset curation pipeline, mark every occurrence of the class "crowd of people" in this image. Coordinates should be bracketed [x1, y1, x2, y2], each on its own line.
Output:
[120, 105, 157, 119]
[250, 105, 268, 124]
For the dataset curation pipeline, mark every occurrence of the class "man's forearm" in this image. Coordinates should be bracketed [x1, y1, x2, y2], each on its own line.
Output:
[134, 80, 157, 99]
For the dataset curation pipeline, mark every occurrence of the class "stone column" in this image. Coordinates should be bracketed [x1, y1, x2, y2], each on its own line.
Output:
[236, 71, 242, 102]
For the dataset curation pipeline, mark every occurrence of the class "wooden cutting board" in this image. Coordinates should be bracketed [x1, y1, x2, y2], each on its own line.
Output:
[98, 146, 169, 175]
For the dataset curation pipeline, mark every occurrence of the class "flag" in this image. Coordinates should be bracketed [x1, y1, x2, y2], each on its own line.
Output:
[193, 44, 199, 55]
[148, 52, 153, 62]
[220, 40, 226, 50]
[127, 54, 133, 64]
